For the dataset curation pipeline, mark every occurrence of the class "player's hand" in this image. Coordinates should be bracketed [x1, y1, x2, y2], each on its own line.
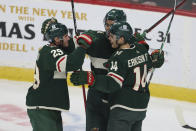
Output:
[76, 30, 97, 49]
[134, 32, 149, 50]
[151, 49, 164, 68]
[70, 71, 95, 86]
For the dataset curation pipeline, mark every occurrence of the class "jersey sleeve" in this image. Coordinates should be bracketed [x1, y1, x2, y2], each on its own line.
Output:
[93, 55, 127, 93]
[62, 38, 75, 55]
[39, 47, 68, 72]
[39, 45, 86, 73]
[107, 56, 127, 87]
[93, 74, 120, 94]
[66, 47, 86, 71]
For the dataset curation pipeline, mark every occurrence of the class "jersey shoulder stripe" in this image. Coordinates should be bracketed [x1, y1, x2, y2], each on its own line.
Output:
[56, 55, 67, 72]
[107, 72, 124, 87]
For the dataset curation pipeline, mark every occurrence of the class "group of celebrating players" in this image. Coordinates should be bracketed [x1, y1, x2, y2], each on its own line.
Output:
[26, 8, 164, 131]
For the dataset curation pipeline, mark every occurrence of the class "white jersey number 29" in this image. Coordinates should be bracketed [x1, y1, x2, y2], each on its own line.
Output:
[51, 49, 63, 58]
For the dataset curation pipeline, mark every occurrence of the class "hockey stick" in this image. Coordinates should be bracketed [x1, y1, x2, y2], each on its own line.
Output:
[145, 1, 195, 129]
[144, 0, 187, 35]
[147, 0, 177, 87]
[71, 0, 87, 112]
[175, 106, 196, 131]
[71, 0, 79, 36]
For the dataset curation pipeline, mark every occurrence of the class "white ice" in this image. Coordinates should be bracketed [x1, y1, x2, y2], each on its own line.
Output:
[0, 79, 196, 131]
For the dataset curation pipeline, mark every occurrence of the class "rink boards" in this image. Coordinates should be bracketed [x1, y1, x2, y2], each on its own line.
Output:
[0, 66, 196, 103]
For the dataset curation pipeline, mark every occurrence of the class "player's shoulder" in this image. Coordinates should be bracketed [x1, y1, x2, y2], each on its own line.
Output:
[134, 43, 148, 52]
[84, 30, 105, 37]
[112, 45, 140, 59]
[86, 29, 104, 34]
[109, 50, 128, 68]
[39, 44, 61, 55]
[41, 44, 58, 50]
[96, 30, 105, 35]
[111, 50, 126, 61]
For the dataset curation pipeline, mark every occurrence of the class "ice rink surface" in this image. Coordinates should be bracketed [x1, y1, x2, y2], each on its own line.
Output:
[0, 79, 196, 131]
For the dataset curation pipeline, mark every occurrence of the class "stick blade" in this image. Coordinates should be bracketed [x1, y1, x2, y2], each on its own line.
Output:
[175, 106, 186, 126]
[182, 125, 196, 131]
[175, 106, 196, 131]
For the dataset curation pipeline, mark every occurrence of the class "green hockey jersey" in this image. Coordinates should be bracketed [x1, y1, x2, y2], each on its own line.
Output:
[84, 30, 116, 102]
[86, 30, 116, 75]
[94, 44, 153, 111]
[26, 39, 86, 111]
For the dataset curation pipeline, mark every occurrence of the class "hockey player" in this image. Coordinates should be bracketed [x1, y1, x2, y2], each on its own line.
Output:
[70, 22, 164, 131]
[26, 21, 95, 131]
[74, 8, 149, 131]
[41, 17, 76, 55]
[80, 9, 127, 131]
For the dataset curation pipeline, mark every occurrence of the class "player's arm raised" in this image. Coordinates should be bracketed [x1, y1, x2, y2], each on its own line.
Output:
[66, 30, 97, 71]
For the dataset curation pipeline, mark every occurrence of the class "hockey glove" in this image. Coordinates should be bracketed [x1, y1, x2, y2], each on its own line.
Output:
[76, 30, 97, 49]
[134, 32, 149, 51]
[151, 49, 164, 68]
[70, 71, 95, 87]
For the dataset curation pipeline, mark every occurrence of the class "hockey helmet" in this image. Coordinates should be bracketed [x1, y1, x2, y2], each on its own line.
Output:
[109, 21, 133, 43]
[45, 22, 68, 43]
[41, 17, 58, 35]
[103, 9, 127, 25]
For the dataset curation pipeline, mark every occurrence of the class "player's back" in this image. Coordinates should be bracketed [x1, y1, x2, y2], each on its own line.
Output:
[108, 44, 153, 110]
[26, 44, 70, 111]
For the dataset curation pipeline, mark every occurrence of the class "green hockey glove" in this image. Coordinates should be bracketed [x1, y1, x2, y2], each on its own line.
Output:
[134, 32, 149, 50]
[151, 49, 164, 68]
[76, 30, 97, 49]
[70, 71, 95, 86]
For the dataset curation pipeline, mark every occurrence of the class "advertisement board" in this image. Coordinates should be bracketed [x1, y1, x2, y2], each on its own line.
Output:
[0, 0, 196, 95]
